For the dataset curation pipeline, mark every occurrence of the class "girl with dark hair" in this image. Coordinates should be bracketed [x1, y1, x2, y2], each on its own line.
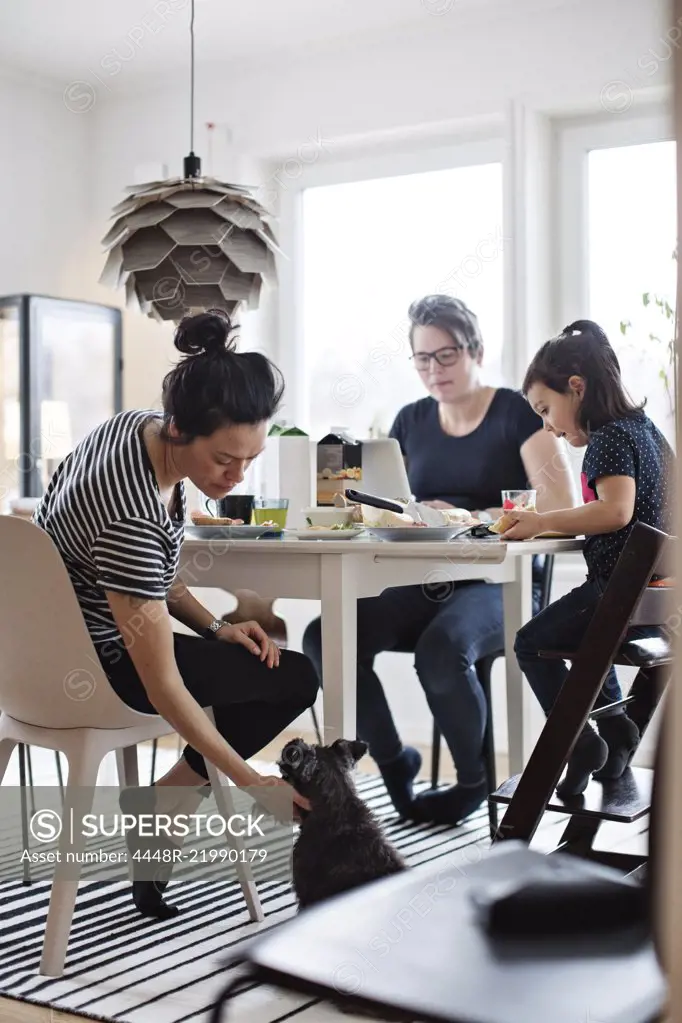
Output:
[303, 295, 577, 826]
[504, 319, 674, 796]
[34, 310, 318, 918]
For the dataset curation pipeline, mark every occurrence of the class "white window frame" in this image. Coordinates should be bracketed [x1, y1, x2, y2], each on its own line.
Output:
[275, 134, 505, 428]
[556, 109, 674, 328]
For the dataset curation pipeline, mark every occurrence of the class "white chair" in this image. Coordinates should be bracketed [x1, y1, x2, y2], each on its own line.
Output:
[0, 516, 263, 977]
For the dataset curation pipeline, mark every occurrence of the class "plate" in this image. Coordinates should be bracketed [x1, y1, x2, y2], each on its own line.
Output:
[286, 527, 366, 541]
[184, 524, 282, 540]
[366, 526, 464, 543]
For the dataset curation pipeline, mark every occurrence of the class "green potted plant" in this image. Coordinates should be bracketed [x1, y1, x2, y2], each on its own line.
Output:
[620, 247, 678, 436]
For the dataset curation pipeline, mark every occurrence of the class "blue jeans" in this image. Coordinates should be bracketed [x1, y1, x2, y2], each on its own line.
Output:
[515, 578, 627, 717]
[302, 580, 510, 787]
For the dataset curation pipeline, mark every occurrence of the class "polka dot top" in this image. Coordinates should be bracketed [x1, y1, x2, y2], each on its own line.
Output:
[582, 413, 674, 581]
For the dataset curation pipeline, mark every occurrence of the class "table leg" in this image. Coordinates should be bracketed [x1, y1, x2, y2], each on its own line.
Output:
[319, 555, 358, 743]
[503, 556, 534, 774]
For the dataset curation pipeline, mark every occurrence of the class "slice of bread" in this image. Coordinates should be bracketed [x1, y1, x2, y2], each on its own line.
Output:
[190, 512, 243, 526]
[489, 511, 515, 535]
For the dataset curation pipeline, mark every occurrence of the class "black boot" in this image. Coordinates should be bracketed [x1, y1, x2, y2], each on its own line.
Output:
[593, 713, 640, 781]
[119, 785, 180, 921]
[556, 726, 608, 799]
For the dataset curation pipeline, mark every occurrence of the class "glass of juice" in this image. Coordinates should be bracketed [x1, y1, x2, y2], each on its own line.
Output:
[253, 497, 289, 528]
[501, 489, 537, 512]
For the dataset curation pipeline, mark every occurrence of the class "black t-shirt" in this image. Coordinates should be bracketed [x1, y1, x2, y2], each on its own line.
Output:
[388, 389, 542, 510]
[582, 413, 674, 580]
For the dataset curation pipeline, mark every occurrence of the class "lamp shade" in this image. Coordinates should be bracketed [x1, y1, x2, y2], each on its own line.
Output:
[99, 177, 280, 323]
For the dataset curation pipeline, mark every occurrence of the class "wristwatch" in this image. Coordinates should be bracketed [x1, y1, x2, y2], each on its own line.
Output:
[202, 618, 228, 641]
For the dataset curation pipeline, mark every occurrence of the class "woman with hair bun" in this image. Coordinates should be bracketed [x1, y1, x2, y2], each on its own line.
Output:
[33, 310, 318, 919]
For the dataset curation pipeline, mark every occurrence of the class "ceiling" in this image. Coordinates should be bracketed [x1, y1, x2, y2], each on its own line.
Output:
[0, 0, 575, 89]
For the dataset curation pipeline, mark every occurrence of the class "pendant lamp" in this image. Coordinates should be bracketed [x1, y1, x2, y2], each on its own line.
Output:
[99, 0, 279, 322]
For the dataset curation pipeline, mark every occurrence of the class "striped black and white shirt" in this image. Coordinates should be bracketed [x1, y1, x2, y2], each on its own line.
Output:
[34, 410, 186, 645]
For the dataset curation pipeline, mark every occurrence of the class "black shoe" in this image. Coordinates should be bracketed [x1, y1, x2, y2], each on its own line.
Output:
[379, 747, 422, 817]
[593, 713, 640, 781]
[556, 726, 608, 799]
[407, 780, 488, 826]
[119, 786, 180, 921]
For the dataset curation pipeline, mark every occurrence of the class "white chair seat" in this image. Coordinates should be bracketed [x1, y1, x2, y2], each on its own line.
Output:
[0, 516, 264, 977]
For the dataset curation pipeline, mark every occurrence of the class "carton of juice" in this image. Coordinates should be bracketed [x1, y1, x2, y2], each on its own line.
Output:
[316, 430, 362, 505]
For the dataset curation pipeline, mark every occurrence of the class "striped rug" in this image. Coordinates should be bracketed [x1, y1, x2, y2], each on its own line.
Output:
[0, 775, 493, 1022]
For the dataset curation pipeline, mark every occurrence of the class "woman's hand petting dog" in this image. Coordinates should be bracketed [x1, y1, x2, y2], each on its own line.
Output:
[251, 774, 310, 822]
[217, 619, 280, 668]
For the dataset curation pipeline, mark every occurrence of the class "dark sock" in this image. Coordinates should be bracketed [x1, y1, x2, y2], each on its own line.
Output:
[556, 726, 608, 799]
[593, 713, 640, 781]
[119, 785, 180, 921]
[407, 780, 487, 826]
[378, 747, 422, 816]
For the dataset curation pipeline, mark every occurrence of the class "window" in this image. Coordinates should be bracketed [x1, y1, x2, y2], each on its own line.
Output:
[559, 116, 676, 446]
[588, 140, 676, 443]
[300, 154, 504, 440]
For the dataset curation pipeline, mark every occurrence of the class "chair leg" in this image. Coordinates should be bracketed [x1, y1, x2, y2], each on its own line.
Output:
[626, 665, 669, 738]
[150, 738, 158, 786]
[115, 745, 139, 788]
[310, 705, 323, 746]
[26, 744, 36, 817]
[205, 761, 264, 923]
[39, 742, 101, 977]
[477, 656, 499, 840]
[430, 722, 441, 789]
[55, 752, 64, 803]
[200, 706, 263, 922]
[18, 744, 31, 888]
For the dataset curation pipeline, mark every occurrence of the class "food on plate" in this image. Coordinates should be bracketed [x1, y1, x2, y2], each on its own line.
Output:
[441, 507, 475, 526]
[304, 519, 357, 531]
[360, 503, 476, 529]
[360, 506, 427, 528]
[190, 511, 244, 526]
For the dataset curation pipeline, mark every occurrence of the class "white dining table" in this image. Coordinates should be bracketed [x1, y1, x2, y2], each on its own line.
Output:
[178, 533, 583, 775]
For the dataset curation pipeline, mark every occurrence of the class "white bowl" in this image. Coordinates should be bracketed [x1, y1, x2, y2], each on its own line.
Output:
[302, 506, 356, 527]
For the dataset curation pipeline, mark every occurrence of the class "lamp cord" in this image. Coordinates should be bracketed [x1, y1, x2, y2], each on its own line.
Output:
[190, 0, 195, 153]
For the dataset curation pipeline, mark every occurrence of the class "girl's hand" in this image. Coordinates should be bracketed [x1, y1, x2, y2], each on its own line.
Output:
[252, 775, 311, 821]
[500, 509, 544, 541]
[218, 621, 280, 668]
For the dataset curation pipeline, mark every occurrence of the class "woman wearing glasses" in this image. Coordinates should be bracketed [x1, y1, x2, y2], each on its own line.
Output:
[303, 295, 576, 826]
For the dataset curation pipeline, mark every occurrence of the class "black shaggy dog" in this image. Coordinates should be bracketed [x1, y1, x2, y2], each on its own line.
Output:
[278, 737, 406, 910]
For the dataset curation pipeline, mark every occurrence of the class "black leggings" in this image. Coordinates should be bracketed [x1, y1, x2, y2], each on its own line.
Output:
[96, 635, 319, 780]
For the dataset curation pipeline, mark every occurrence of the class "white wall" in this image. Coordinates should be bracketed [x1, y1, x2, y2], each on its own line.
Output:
[0, 68, 90, 300]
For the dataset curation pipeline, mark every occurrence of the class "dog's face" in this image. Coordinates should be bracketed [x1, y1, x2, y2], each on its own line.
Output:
[277, 737, 368, 799]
